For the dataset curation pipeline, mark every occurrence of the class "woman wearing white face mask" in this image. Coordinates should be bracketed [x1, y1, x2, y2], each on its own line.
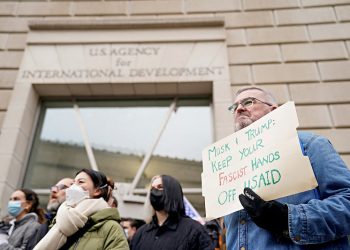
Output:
[0, 188, 45, 250]
[34, 168, 129, 250]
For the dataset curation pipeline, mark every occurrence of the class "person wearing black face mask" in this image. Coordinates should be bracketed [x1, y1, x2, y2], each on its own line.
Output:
[150, 188, 165, 211]
[130, 175, 213, 250]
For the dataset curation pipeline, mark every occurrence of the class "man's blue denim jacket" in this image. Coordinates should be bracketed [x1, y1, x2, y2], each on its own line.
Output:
[224, 131, 350, 249]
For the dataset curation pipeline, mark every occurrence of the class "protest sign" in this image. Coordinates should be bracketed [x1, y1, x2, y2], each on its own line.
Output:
[201, 101, 318, 219]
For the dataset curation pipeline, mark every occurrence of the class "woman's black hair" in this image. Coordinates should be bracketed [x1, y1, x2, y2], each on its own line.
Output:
[19, 188, 46, 224]
[161, 175, 185, 217]
[76, 168, 109, 201]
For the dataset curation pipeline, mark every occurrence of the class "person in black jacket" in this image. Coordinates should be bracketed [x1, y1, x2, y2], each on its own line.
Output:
[130, 175, 213, 250]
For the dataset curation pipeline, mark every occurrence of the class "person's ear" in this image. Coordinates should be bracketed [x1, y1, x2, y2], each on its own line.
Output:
[92, 188, 102, 198]
[24, 201, 32, 212]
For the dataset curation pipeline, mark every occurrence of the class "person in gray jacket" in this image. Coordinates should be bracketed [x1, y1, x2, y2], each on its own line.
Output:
[0, 188, 45, 250]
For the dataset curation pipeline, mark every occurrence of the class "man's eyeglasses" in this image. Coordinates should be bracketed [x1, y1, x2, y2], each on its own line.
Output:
[228, 97, 272, 113]
[51, 184, 69, 193]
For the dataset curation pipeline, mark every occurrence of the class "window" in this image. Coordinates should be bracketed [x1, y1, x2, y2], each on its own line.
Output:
[24, 98, 213, 214]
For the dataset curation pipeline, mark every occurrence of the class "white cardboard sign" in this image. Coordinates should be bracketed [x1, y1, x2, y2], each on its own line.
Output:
[201, 102, 318, 219]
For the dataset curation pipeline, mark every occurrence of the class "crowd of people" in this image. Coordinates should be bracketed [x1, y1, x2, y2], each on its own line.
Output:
[0, 169, 130, 250]
[1, 87, 350, 250]
[0, 171, 219, 250]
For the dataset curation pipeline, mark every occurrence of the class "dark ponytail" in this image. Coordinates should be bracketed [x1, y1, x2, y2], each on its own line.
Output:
[20, 188, 46, 224]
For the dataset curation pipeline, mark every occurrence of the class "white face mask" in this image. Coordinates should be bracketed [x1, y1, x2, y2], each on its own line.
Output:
[124, 229, 129, 239]
[65, 184, 90, 207]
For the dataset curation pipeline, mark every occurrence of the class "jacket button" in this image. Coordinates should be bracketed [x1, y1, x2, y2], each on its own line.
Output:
[240, 219, 246, 225]
[295, 235, 301, 241]
[240, 247, 246, 250]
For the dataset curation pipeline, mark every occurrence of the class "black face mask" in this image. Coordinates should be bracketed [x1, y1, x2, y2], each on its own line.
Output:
[150, 188, 165, 211]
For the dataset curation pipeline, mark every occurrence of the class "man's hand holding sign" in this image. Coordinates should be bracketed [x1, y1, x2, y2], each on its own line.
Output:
[239, 187, 289, 239]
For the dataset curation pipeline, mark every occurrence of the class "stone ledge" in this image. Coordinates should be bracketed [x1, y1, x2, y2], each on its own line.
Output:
[28, 17, 225, 30]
